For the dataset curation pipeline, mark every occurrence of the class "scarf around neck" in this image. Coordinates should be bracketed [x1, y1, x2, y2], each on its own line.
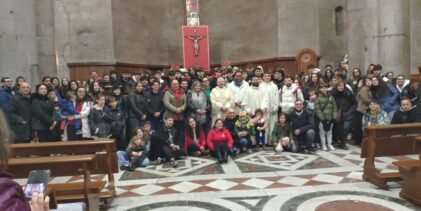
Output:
[171, 87, 182, 102]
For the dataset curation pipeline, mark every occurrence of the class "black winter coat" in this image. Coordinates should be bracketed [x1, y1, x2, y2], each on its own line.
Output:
[127, 91, 148, 119]
[31, 93, 55, 130]
[154, 125, 178, 147]
[331, 89, 357, 121]
[108, 107, 126, 135]
[8, 92, 32, 142]
[391, 108, 417, 124]
[145, 90, 165, 117]
[224, 116, 239, 140]
[88, 106, 113, 138]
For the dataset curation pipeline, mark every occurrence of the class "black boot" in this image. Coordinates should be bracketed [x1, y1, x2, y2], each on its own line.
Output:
[340, 141, 348, 150]
[128, 162, 136, 171]
[217, 152, 223, 164]
[223, 152, 228, 164]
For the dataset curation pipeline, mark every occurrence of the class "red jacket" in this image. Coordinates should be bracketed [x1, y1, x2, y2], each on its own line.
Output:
[206, 127, 233, 151]
[184, 128, 206, 152]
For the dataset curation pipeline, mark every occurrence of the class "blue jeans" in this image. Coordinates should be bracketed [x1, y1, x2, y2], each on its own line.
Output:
[255, 131, 266, 146]
[239, 138, 248, 147]
[117, 151, 150, 167]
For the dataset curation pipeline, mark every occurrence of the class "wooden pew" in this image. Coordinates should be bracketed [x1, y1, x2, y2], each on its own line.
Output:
[393, 136, 421, 206]
[10, 140, 118, 204]
[8, 155, 96, 210]
[361, 123, 421, 190]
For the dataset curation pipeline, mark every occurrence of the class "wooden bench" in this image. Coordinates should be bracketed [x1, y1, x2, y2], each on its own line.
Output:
[10, 140, 118, 206]
[393, 136, 421, 206]
[8, 155, 96, 210]
[361, 123, 421, 190]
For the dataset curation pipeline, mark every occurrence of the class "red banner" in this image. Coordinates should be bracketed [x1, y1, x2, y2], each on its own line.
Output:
[182, 26, 210, 71]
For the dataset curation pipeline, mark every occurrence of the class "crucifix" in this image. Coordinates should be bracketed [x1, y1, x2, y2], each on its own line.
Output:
[184, 28, 205, 56]
[183, 0, 209, 70]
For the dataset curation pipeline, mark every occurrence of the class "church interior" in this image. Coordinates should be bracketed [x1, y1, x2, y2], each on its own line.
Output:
[1, 0, 421, 211]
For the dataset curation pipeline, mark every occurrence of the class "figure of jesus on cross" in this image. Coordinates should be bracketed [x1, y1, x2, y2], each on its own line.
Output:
[184, 28, 205, 57]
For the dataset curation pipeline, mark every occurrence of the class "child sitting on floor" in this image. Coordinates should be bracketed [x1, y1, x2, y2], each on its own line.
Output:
[117, 129, 150, 171]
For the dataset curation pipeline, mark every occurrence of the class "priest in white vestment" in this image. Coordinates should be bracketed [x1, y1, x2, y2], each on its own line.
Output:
[260, 72, 280, 143]
[210, 77, 235, 125]
[228, 71, 250, 115]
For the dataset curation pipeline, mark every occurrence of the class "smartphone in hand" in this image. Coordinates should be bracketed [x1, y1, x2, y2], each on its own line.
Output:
[23, 170, 51, 200]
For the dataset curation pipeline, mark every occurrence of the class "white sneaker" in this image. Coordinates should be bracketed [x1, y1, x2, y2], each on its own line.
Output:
[328, 145, 335, 151]
[322, 146, 327, 151]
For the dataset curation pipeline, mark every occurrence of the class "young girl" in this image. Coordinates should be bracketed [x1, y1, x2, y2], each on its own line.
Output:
[88, 95, 112, 138]
[271, 113, 294, 152]
[306, 90, 317, 110]
[117, 130, 150, 171]
[184, 117, 207, 156]
[252, 109, 268, 151]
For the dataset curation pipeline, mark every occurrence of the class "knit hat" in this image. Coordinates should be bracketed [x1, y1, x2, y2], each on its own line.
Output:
[239, 111, 248, 119]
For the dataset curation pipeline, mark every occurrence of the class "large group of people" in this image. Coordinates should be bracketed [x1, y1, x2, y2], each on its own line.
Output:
[1, 63, 421, 171]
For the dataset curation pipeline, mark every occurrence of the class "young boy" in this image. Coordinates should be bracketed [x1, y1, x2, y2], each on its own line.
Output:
[234, 111, 254, 153]
[315, 84, 336, 151]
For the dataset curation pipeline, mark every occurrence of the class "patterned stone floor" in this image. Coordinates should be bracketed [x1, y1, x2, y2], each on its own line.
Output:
[31, 145, 420, 210]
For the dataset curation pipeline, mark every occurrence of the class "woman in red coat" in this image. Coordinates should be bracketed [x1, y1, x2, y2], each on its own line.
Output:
[184, 117, 208, 156]
[207, 119, 233, 164]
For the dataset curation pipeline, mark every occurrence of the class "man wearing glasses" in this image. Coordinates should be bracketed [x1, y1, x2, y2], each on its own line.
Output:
[0, 77, 13, 113]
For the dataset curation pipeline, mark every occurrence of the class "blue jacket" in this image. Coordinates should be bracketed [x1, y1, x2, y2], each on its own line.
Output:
[0, 87, 13, 113]
[376, 84, 400, 113]
[58, 99, 79, 116]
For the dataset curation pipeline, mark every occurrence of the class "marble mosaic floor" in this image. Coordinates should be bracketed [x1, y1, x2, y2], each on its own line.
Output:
[45, 145, 421, 210]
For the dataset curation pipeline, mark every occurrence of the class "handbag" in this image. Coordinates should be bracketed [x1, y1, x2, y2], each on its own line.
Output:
[322, 121, 332, 131]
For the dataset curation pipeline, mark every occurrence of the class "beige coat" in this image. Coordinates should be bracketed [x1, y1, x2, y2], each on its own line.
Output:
[356, 86, 372, 113]
[163, 90, 186, 121]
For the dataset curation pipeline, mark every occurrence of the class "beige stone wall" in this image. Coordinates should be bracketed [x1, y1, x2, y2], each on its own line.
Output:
[54, 0, 115, 78]
[278, 0, 320, 57]
[318, 0, 347, 70]
[201, 0, 279, 64]
[410, 0, 421, 74]
[0, 0, 38, 83]
[111, 0, 185, 65]
[35, 0, 56, 80]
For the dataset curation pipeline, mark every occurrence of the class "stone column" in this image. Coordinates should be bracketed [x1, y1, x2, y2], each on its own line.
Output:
[35, 0, 57, 78]
[377, 0, 410, 76]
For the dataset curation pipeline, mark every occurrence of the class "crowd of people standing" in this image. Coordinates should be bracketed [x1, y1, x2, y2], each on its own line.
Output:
[1, 63, 421, 171]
